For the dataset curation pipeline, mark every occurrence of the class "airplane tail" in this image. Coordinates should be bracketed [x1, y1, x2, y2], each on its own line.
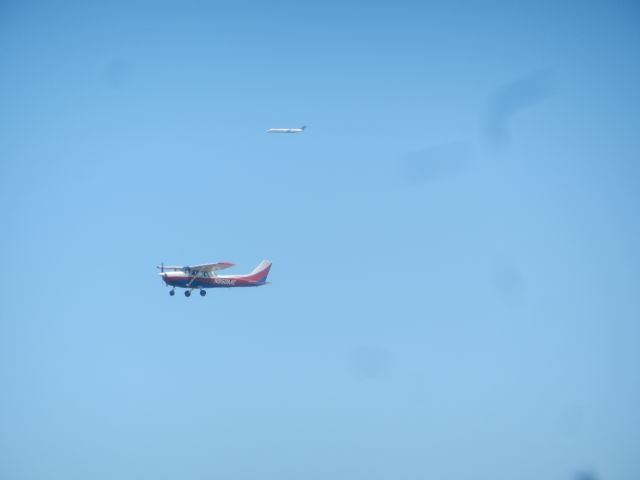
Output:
[247, 260, 272, 284]
[301, 125, 307, 130]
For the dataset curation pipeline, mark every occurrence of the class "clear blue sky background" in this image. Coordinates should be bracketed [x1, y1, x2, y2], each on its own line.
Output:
[1, 1, 639, 479]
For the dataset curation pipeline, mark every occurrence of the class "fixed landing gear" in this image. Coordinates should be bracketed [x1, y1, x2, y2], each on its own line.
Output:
[169, 289, 203, 298]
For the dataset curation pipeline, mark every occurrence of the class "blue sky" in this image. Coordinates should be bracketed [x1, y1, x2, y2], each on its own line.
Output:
[1, 1, 639, 479]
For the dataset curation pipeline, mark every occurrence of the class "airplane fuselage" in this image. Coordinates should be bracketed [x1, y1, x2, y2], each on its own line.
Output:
[161, 273, 265, 289]
[267, 127, 305, 133]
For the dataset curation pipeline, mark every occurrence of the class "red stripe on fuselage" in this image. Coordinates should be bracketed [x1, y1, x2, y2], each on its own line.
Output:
[162, 276, 262, 288]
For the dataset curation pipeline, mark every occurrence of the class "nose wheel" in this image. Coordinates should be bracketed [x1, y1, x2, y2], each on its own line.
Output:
[200, 289, 206, 297]
[169, 289, 175, 296]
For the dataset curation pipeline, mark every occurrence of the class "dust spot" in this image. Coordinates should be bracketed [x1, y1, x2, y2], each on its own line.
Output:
[404, 142, 471, 183]
[104, 60, 135, 88]
[351, 346, 393, 380]
[492, 262, 526, 304]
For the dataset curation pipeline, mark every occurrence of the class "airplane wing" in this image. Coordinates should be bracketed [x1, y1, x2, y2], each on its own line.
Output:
[157, 262, 235, 273]
[188, 262, 235, 272]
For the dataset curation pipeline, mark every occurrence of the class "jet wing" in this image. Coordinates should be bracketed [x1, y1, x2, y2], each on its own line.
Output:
[188, 262, 235, 272]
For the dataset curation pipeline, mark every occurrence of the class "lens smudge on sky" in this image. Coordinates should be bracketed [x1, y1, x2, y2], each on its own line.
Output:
[484, 71, 554, 151]
[404, 142, 471, 184]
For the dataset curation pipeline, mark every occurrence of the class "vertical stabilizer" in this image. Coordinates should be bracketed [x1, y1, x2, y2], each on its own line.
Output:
[248, 260, 272, 283]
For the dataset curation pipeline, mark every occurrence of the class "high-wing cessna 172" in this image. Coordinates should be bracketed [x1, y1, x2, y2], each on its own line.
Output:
[266, 126, 306, 133]
[158, 260, 272, 297]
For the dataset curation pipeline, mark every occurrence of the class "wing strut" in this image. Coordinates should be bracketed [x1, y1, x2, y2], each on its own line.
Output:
[186, 273, 199, 288]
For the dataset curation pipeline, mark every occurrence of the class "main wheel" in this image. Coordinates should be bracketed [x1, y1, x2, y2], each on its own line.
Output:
[185, 290, 191, 297]
[200, 290, 206, 297]
[169, 290, 175, 296]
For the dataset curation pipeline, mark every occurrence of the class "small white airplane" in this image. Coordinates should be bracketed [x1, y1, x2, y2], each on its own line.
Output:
[267, 126, 306, 133]
[157, 260, 272, 297]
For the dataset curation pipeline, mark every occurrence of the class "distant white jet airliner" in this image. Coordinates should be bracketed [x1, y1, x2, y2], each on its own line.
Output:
[267, 126, 306, 133]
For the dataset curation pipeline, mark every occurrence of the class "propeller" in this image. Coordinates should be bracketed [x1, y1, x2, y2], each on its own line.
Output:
[157, 263, 166, 287]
